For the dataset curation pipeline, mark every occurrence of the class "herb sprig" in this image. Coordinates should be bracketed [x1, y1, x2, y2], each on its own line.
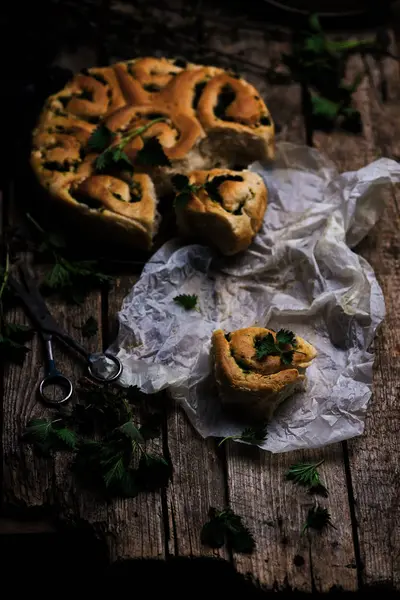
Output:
[89, 118, 166, 172]
[218, 423, 268, 447]
[255, 329, 299, 365]
[27, 213, 113, 304]
[173, 294, 199, 311]
[172, 174, 204, 208]
[302, 504, 336, 535]
[286, 459, 328, 497]
[201, 507, 255, 554]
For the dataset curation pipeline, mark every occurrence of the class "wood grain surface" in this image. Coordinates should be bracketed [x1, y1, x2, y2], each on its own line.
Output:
[1, 0, 400, 592]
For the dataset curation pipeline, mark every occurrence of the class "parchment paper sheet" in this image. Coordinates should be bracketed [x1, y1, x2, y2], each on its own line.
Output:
[103, 143, 400, 453]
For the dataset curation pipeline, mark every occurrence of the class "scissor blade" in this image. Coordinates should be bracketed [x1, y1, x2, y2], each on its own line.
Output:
[7, 271, 63, 336]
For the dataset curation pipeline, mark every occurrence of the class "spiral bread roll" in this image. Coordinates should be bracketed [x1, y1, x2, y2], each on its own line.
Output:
[31, 57, 274, 250]
[174, 169, 267, 255]
[212, 327, 317, 420]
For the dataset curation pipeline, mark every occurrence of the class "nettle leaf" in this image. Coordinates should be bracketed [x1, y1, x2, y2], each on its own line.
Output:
[201, 507, 255, 554]
[135, 137, 171, 167]
[118, 421, 144, 443]
[173, 294, 198, 311]
[302, 505, 336, 534]
[87, 124, 115, 152]
[79, 316, 98, 338]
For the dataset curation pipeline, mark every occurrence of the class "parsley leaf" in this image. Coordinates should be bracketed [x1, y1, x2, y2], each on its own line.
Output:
[135, 137, 171, 167]
[173, 294, 198, 311]
[77, 316, 98, 338]
[286, 460, 328, 497]
[302, 504, 336, 535]
[201, 507, 255, 554]
[254, 328, 298, 365]
[218, 423, 268, 447]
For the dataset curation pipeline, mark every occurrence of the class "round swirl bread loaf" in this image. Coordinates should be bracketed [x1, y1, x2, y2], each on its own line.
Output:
[31, 57, 274, 250]
[212, 327, 317, 420]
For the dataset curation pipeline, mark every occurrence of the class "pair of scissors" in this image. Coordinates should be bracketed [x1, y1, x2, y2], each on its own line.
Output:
[8, 264, 123, 405]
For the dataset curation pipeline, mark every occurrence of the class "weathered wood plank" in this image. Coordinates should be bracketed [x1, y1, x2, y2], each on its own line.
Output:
[106, 276, 165, 561]
[344, 36, 400, 589]
[218, 30, 357, 593]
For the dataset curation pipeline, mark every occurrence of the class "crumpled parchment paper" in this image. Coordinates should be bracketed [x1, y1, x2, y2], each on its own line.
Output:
[104, 142, 400, 453]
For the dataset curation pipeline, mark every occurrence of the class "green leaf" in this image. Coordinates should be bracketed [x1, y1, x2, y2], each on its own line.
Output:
[201, 508, 255, 554]
[87, 124, 115, 151]
[118, 421, 144, 443]
[254, 329, 297, 365]
[276, 329, 297, 347]
[135, 137, 171, 167]
[254, 332, 278, 360]
[23, 418, 76, 454]
[302, 504, 336, 534]
[54, 427, 77, 449]
[79, 316, 98, 338]
[218, 423, 268, 447]
[200, 518, 226, 549]
[286, 460, 328, 497]
[44, 262, 71, 290]
[311, 95, 340, 120]
[173, 294, 198, 311]
[24, 419, 54, 442]
[103, 455, 126, 488]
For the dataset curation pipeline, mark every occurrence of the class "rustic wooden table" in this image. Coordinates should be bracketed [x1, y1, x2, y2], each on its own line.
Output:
[1, 0, 399, 592]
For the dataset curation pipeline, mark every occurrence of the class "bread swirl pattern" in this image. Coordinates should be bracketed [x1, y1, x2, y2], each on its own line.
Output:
[212, 327, 317, 420]
[31, 57, 274, 249]
[174, 168, 267, 255]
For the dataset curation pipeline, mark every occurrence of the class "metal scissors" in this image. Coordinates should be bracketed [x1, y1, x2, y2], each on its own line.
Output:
[8, 264, 123, 405]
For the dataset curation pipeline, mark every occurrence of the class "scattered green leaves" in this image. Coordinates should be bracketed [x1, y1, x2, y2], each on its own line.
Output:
[26, 213, 113, 305]
[254, 329, 298, 365]
[201, 507, 255, 554]
[23, 383, 171, 499]
[135, 137, 171, 167]
[218, 423, 268, 447]
[173, 293, 198, 311]
[302, 504, 336, 535]
[286, 460, 328, 497]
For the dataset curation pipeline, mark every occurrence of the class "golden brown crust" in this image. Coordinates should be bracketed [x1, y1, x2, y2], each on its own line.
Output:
[174, 168, 267, 255]
[31, 56, 274, 249]
[212, 327, 317, 420]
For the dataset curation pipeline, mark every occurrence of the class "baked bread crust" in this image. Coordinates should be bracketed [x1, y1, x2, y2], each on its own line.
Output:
[31, 57, 274, 249]
[212, 327, 317, 420]
[175, 168, 267, 255]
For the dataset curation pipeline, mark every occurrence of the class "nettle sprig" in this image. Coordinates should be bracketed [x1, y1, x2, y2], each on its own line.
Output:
[87, 118, 171, 172]
[255, 329, 303, 365]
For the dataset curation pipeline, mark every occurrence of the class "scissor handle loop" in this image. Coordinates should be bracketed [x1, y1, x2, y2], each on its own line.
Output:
[87, 353, 123, 383]
[39, 373, 74, 405]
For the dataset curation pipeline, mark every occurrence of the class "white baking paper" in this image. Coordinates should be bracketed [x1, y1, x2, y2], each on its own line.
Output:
[105, 142, 400, 453]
